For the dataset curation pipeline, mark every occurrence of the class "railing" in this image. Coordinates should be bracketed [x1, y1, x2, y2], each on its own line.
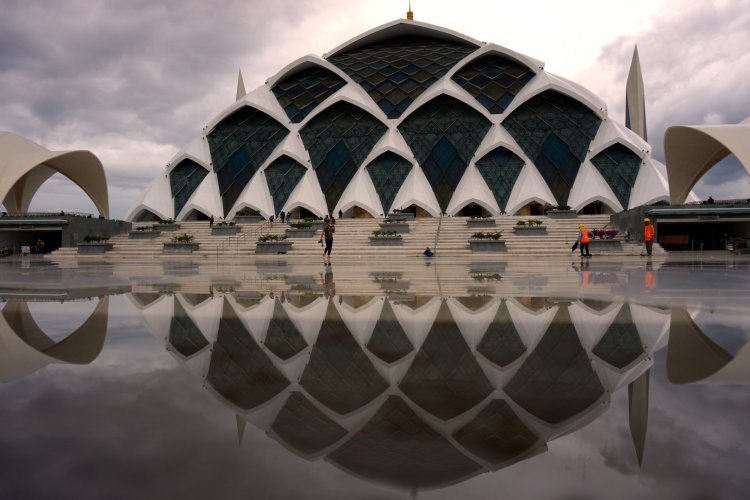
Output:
[215, 221, 270, 261]
[691, 239, 704, 252]
[433, 214, 443, 254]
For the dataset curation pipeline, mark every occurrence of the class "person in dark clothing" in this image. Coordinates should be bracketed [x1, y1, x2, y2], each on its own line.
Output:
[209, 215, 214, 228]
[320, 220, 335, 263]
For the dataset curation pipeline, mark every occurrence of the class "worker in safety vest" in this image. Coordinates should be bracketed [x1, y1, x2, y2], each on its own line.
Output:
[643, 218, 655, 256]
[577, 223, 592, 257]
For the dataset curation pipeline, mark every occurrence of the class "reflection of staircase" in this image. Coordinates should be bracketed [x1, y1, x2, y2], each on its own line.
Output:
[48, 215, 664, 261]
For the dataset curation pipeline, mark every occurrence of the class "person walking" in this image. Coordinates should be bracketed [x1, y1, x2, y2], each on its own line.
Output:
[209, 215, 214, 228]
[577, 223, 592, 257]
[320, 220, 335, 263]
[643, 217, 654, 256]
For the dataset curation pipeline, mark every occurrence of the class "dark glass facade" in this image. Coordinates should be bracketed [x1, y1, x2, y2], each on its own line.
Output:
[264, 155, 308, 214]
[452, 54, 535, 114]
[169, 159, 209, 217]
[590, 143, 641, 209]
[365, 152, 413, 215]
[474, 146, 526, 212]
[272, 65, 347, 124]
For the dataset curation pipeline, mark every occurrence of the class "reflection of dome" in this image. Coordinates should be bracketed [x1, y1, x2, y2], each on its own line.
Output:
[0, 297, 109, 382]
[127, 19, 669, 223]
[131, 292, 663, 490]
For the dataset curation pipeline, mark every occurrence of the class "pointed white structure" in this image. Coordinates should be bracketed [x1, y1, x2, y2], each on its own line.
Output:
[625, 46, 647, 141]
[236, 69, 246, 101]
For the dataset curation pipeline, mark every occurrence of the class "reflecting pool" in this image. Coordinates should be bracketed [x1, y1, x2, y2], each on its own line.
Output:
[1, 255, 748, 499]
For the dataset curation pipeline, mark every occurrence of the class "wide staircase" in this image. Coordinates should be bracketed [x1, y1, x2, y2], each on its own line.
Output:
[48, 214, 665, 262]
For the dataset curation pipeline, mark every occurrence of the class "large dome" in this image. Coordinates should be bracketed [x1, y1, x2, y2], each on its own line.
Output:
[126, 19, 670, 222]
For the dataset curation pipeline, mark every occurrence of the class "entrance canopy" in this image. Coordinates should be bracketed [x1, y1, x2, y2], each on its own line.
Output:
[0, 132, 109, 218]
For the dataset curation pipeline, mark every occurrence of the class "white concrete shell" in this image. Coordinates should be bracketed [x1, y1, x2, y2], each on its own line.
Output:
[0, 131, 109, 217]
[130, 19, 672, 221]
[664, 117, 750, 204]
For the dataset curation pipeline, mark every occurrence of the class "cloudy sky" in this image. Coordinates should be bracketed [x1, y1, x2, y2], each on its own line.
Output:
[2, 0, 750, 218]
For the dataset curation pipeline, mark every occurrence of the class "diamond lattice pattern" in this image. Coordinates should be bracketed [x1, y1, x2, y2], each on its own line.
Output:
[207, 106, 289, 216]
[502, 90, 602, 205]
[398, 94, 491, 211]
[328, 36, 477, 119]
[452, 54, 535, 114]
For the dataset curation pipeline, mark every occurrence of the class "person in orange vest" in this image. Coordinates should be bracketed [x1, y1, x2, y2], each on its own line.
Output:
[643, 217, 655, 256]
[577, 223, 592, 257]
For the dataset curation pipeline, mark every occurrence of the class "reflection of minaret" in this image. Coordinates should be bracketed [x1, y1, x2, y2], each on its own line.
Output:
[625, 46, 647, 140]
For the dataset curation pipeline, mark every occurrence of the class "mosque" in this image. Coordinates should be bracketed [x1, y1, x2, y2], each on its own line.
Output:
[124, 9, 676, 223]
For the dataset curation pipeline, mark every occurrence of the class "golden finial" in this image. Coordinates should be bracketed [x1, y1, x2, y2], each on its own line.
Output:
[407, 0, 414, 20]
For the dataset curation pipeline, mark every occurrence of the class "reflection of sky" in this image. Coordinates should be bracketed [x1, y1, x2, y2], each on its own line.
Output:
[1, 293, 749, 498]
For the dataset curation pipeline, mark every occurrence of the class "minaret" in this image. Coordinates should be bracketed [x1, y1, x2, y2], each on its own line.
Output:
[236, 69, 247, 102]
[626, 43, 649, 465]
[625, 45, 647, 140]
[406, 0, 414, 20]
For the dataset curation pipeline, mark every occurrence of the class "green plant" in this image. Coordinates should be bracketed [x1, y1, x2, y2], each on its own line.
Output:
[83, 234, 110, 243]
[382, 218, 404, 224]
[471, 231, 503, 240]
[516, 220, 527, 226]
[172, 233, 194, 243]
[552, 204, 571, 211]
[470, 214, 490, 219]
[135, 225, 156, 231]
[528, 219, 543, 227]
[372, 230, 398, 237]
[303, 216, 322, 222]
[158, 218, 175, 224]
[216, 220, 236, 226]
[257, 234, 288, 242]
[237, 207, 260, 216]
[291, 222, 311, 229]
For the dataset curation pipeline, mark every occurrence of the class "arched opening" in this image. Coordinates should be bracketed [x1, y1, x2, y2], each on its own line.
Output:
[579, 201, 616, 215]
[132, 209, 162, 222]
[514, 202, 544, 216]
[183, 209, 210, 221]
[391, 204, 433, 218]
[341, 205, 374, 219]
[690, 156, 750, 204]
[25, 172, 99, 216]
[456, 202, 492, 218]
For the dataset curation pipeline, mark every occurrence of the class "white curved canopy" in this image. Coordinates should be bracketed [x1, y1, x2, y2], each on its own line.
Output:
[0, 131, 109, 218]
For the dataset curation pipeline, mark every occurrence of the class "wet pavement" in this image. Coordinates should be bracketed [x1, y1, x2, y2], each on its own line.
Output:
[0, 254, 748, 499]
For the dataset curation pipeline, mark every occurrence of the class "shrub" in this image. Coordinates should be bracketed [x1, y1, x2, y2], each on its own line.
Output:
[471, 231, 503, 240]
[470, 214, 490, 219]
[552, 204, 571, 211]
[237, 207, 260, 216]
[372, 230, 398, 237]
[291, 222, 311, 229]
[592, 229, 619, 239]
[135, 225, 156, 231]
[83, 234, 109, 243]
[257, 234, 287, 242]
[528, 219, 544, 227]
[516, 220, 527, 226]
[216, 220, 236, 226]
[172, 233, 194, 243]
[158, 218, 175, 224]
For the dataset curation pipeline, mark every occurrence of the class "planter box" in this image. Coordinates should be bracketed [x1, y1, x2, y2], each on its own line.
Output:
[513, 226, 548, 235]
[163, 242, 199, 254]
[468, 239, 508, 252]
[369, 236, 403, 246]
[589, 239, 623, 253]
[234, 215, 263, 224]
[255, 241, 293, 254]
[387, 212, 415, 221]
[379, 222, 410, 233]
[548, 209, 577, 219]
[211, 226, 241, 236]
[77, 243, 114, 254]
[157, 223, 181, 231]
[467, 219, 496, 228]
[129, 230, 161, 239]
[285, 228, 317, 238]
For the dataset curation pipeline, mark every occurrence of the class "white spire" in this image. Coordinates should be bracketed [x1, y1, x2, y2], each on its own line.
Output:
[236, 69, 247, 101]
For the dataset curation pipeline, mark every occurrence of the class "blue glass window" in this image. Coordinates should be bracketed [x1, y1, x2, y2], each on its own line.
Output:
[590, 143, 641, 209]
[452, 54, 535, 114]
[502, 90, 602, 205]
[264, 155, 307, 213]
[207, 106, 289, 215]
[476, 300, 526, 367]
[206, 300, 289, 410]
[399, 302, 493, 420]
[365, 152, 413, 214]
[169, 299, 209, 358]
[272, 65, 346, 123]
[366, 299, 413, 363]
[169, 159, 209, 217]
[264, 300, 308, 360]
[474, 146, 525, 211]
[504, 306, 605, 424]
[398, 94, 491, 211]
[328, 36, 478, 119]
[271, 392, 347, 454]
[591, 306, 643, 369]
[299, 101, 387, 211]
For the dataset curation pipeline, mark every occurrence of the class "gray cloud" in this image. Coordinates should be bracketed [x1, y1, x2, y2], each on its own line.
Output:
[577, 0, 750, 200]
